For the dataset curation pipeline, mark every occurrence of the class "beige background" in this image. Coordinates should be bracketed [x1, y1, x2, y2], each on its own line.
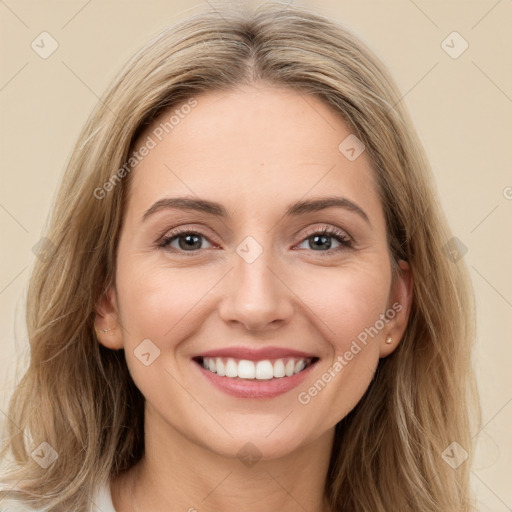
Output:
[0, 0, 510, 509]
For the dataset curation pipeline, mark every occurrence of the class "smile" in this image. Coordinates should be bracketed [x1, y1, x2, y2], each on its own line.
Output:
[198, 356, 316, 380]
[191, 347, 320, 399]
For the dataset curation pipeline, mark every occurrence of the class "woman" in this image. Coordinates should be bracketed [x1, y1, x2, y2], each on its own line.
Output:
[0, 2, 481, 511]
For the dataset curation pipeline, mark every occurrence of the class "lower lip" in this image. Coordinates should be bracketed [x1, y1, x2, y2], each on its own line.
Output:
[194, 360, 317, 399]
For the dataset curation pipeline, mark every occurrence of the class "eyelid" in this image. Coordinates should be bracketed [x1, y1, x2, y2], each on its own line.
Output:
[157, 223, 220, 244]
[296, 224, 352, 244]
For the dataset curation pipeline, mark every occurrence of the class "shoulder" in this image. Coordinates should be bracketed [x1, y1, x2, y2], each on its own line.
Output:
[0, 480, 115, 512]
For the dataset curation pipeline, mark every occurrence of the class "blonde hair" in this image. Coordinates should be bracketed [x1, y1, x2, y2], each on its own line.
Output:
[0, 3, 481, 510]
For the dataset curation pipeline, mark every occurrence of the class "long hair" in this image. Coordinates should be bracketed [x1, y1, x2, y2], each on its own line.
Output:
[0, 3, 481, 510]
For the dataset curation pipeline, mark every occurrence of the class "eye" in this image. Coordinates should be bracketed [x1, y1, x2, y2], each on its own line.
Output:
[158, 229, 214, 252]
[295, 225, 353, 253]
[157, 225, 353, 255]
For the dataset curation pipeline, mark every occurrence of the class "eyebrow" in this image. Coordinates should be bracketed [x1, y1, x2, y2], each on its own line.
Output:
[141, 195, 371, 226]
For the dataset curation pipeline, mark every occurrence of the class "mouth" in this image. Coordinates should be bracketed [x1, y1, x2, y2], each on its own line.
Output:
[191, 348, 319, 399]
[193, 355, 318, 380]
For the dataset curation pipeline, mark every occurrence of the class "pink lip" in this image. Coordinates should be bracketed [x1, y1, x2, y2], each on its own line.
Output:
[192, 358, 318, 399]
[193, 346, 318, 361]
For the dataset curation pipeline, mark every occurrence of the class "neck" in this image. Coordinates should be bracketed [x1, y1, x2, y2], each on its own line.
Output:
[112, 405, 335, 512]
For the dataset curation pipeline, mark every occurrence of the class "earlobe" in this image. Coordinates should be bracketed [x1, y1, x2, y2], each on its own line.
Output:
[379, 259, 414, 358]
[94, 286, 124, 350]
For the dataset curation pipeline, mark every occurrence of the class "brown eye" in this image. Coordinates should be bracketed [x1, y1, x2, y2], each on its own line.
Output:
[159, 231, 213, 252]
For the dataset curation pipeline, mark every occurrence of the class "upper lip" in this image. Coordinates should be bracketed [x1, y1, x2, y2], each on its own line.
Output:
[193, 346, 319, 361]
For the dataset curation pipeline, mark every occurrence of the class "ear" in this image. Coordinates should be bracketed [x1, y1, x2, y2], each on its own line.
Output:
[379, 259, 413, 358]
[94, 285, 124, 350]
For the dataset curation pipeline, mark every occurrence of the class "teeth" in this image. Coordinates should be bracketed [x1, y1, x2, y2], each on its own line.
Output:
[216, 359, 226, 376]
[200, 357, 313, 380]
[294, 360, 306, 373]
[225, 359, 238, 378]
[238, 360, 255, 379]
[285, 359, 295, 377]
[273, 359, 285, 378]
[255, 360, 274, 380]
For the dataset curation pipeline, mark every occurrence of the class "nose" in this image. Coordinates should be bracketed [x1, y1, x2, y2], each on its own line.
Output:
[217, 249, 294, 332]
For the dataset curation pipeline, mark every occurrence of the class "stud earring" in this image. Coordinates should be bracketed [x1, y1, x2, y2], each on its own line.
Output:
[385, 336, 393, 344]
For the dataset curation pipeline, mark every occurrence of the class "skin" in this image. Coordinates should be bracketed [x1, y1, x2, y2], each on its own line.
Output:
[95, 83, 413, 512]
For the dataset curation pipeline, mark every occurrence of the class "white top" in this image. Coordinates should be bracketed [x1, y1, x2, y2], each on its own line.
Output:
[0, 480, 116, 511]
[91, 481, 116, 511]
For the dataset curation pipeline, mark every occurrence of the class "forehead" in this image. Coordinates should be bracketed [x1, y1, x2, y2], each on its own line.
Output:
[125, 85, 382, 224]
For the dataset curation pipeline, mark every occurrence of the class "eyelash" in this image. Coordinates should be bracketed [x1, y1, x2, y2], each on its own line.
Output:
[157, 224, 353, 256]
[299, 225, 353, 254]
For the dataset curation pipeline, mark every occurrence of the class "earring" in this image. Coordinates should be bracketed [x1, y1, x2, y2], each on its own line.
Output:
[385, 336, 392, 344]
[96, 327, 116, 336]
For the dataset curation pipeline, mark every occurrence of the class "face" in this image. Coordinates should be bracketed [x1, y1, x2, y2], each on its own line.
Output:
[96, 84, 412, 460]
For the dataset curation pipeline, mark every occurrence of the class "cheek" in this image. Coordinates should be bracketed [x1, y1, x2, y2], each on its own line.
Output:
[116, 256, 209, 340]
[292, 264, 391, 423]
[114, 258, 209, 399]
[295, 262, 392, 351]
